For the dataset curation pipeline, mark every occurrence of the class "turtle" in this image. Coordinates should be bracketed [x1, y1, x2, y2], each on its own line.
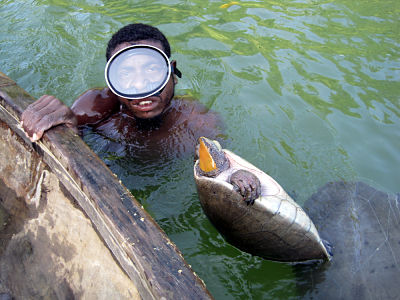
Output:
[193, 137, 331, 262]
[295, 181, 400, 299]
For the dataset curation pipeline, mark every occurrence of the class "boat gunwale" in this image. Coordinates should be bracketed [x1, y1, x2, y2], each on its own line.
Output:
[0, 71, 212, 300]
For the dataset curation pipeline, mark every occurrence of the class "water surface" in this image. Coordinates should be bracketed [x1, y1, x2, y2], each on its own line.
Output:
[1, 0, 399, 298]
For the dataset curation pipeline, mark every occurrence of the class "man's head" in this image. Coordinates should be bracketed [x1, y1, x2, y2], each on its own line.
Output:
[105, 23, 178, 120]
[106, 23, 171, 61]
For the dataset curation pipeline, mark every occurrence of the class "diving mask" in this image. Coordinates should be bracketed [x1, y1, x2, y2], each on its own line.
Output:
[105, 44, 181, 99]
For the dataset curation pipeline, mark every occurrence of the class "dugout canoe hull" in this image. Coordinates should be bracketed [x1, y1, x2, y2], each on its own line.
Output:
[0, 71, 212, 300]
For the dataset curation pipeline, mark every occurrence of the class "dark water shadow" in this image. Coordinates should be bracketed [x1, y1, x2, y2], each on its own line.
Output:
[295, 181, 400, 300]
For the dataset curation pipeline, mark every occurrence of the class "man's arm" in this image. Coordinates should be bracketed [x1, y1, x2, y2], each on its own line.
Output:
[71, 87, 119, 125]
[21, 95, 78, 142]
[21, 87, 119, 142]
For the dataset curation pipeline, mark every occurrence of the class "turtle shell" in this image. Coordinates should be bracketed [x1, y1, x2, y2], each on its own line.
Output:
[296, 181, 400, 298]
[194, 149, 330, 262]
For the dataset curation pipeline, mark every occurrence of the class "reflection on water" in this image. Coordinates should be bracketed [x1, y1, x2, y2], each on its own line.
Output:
[1, 0, 399, 299]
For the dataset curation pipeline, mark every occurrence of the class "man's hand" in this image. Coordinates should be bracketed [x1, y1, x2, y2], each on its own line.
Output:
[21, 95, 78, 142]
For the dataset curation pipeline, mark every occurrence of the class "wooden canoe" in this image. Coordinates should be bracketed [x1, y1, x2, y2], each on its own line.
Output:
[0, 71, 212, 300]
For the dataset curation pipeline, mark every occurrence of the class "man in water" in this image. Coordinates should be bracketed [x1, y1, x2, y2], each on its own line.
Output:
[21, 23, 222, 157]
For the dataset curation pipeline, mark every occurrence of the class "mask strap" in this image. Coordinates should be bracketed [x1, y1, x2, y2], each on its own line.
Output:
[172, 65, 182, 78]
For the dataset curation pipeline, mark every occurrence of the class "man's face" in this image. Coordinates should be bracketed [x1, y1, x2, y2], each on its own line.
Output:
[110, 40, 176, 119]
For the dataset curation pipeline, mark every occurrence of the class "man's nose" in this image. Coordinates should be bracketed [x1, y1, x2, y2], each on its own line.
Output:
[129, 75, 149, 92]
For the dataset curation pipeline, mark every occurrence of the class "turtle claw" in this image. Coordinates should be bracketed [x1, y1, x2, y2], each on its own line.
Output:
[245, 198, 255, 206]
[230, 170, 261, 206]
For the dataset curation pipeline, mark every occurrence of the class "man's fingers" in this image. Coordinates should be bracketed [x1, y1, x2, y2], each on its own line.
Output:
[31, 109, 74, 136]
[29, 95, 56, 111]
[21, 95, 77, 142]
[22, 96, 60, 135]
[30, 132, 42, 142]
[22, 95, 55, 122]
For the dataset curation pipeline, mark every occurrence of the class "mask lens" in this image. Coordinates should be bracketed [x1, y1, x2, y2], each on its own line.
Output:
[105, 45, 171, 99]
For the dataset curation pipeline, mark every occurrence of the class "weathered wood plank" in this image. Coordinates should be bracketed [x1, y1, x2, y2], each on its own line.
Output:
[0, 71, 212, 300]
[0, 121, 141, 299]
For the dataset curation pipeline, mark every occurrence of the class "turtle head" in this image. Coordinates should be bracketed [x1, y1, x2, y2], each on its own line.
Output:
[196, 137, 229, 177]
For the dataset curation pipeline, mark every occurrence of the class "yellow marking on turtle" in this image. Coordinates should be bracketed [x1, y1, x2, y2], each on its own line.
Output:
[199, 138, 217, 172]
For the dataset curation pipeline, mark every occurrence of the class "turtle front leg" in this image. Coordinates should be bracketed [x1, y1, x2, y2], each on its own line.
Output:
[229, 170, 261, 205]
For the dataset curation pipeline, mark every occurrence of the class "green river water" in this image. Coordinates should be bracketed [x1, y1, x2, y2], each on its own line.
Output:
[1, 0, 399, 299]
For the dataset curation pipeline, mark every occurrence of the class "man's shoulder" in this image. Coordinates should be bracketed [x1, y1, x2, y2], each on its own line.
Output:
[74, 87, 116, 103]
[72, 87, 119, 125]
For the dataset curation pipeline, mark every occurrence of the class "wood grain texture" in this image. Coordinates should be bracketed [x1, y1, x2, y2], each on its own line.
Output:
[0, 71, 212, 300]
